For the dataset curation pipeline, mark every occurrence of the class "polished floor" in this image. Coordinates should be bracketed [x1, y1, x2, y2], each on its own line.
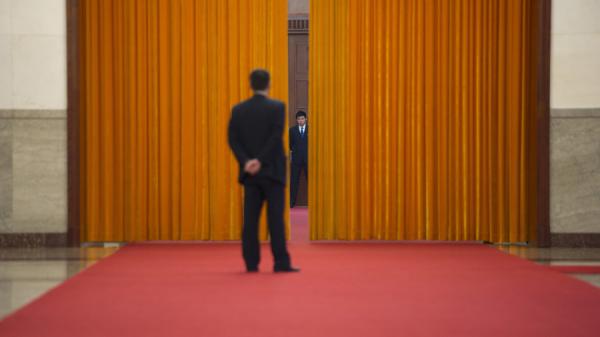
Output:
[1, 243, 599, 321]
[498, 245, 600, 289]
[0, 246, 119, 319]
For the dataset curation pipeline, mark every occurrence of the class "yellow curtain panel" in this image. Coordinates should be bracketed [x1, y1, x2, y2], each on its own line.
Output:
[80, 0, 288, 241]
[310, 0, 540, 243]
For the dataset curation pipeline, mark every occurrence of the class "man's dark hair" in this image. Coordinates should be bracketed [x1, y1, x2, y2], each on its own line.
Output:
[250, 69, 270, 91]
[296, 110, 307, 119]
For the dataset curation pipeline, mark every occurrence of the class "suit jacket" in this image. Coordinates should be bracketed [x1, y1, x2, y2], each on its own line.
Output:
[228, 94, 287, 185]
[289, 124, 308, 165]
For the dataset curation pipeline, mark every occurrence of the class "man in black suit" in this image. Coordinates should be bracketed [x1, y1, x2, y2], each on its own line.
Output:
[289, 110, 308, 208]
[227, 69, 299, 273]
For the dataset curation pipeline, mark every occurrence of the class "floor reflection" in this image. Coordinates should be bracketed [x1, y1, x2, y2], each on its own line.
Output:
[497, 245, 600, 288]
[0, 246, 119, 319]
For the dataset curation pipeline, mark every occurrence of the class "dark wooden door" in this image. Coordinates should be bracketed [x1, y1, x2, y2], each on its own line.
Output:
[288, 33, 308, 206]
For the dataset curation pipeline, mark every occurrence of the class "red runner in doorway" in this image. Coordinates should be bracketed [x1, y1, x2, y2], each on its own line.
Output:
[290, 207, 309, 242]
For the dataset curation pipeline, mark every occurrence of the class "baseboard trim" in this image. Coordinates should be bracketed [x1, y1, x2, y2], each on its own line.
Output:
[551, 233, 600, 248]
[551, 108, 600, 118]
[1, 233, 598, 248]
[0, 233, 68, 247]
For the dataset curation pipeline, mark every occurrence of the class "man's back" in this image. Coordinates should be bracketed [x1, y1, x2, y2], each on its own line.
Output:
[228, 94, 286, 184]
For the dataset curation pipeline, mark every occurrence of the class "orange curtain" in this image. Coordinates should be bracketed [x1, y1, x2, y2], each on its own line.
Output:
[309, 0, 539, 243]
[80, 0, 288, 241]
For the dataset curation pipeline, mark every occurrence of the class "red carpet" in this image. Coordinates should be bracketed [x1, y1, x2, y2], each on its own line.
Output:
[1, 243, 600, 337]
[290, 207, 309, 242]
[550, 265, 600, 274]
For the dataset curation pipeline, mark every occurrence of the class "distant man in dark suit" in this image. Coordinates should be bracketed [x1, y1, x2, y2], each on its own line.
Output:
[289, 110, 308, 208]
[227, 69, 300, 273]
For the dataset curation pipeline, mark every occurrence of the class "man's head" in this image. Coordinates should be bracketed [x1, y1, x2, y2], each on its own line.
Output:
[250, 69, 270, 93]
[296, 110, 307, 126]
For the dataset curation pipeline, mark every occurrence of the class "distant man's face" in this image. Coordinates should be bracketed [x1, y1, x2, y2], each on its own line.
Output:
[297, 116, 306, 126]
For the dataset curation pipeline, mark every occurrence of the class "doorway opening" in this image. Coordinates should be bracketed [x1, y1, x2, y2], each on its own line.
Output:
[288, 16, 309, 242]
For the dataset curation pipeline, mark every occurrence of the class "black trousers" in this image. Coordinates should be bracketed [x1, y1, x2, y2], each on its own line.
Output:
[290, 161, 308, 207]
[242, 179, 291, 270]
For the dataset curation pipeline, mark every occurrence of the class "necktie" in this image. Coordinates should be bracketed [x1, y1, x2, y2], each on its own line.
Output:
[300, 127, 304, 138]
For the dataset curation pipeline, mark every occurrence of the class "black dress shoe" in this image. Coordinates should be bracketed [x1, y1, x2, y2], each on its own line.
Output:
[274, 266, 300, 273]
[246, 267, 259, 273]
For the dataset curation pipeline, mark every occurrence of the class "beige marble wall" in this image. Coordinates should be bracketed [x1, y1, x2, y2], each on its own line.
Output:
[550, 0, 600, 234]
[550, 111, 600, 233]
[0, 111, 67, 234]
[0, 0, 66, 110]
[0, 0, 67, 235]
[552, 0, 600, 108]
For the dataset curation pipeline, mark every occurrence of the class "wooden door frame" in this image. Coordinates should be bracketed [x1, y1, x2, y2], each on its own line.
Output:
[67, 0, 81, 246]
[534, 0, 551, 247]
[66, 1, 552, 247]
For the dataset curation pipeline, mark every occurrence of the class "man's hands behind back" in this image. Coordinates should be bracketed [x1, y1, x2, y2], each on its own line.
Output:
[244, 159, 262, 176]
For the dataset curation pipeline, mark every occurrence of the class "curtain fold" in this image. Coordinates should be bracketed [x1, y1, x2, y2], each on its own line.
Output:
[309, 0, 539, 243]
[81, 0, 288, 241]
